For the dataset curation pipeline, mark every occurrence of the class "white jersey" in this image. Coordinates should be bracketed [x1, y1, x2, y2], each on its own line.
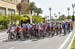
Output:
[8, 26, 16, 32]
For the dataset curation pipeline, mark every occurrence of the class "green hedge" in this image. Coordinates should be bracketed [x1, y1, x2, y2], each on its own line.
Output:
[0, 16, 9, 29]
[0, 25, 5, 30]
[32, 16, 44, 23]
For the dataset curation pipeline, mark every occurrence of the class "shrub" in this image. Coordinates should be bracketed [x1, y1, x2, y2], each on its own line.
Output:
[32, 16, 44, 23]
[0, 16, 9, 29]
[0, 25, 5, 30]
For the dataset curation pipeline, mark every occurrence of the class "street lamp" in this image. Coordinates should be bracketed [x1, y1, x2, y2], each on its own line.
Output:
[54, 13, 57, 20]
[49, 8, 52, 20]
[58, 12, 60, 17]
[54, 13, 57, 17]
[72, 4, 75, 22]
[72, 4, 75, 15]
[67, 8, 70, 19]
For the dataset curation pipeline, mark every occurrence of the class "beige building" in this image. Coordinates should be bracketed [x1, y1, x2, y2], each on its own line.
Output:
[0, 0, 29, 16]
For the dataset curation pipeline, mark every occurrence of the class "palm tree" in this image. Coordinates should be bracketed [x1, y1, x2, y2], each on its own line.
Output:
[16, 3, 22, 16]
[29, 2, 37, 14]
[16, 0, 29, 15]
[35, 8, 42, 16]
[16, 2, 23, 25]
[16, 1, 30, 24]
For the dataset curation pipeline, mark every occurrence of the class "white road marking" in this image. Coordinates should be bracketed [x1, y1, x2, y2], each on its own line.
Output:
[9, 47, 15, 49]
[23, 40, 31, 43]
[0, 33, 7, 35]
[67, 34, 75, 49]
[0, 38, 7, 42]
[58, 32, 73, 49]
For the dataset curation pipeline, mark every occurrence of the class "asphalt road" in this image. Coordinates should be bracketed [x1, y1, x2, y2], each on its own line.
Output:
[0, 30, 74, 49]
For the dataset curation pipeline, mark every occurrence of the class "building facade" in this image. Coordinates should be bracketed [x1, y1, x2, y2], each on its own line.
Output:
[0, 0, 29, 16]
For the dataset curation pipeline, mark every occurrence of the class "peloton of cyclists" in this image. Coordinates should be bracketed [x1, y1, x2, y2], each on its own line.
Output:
[7, 21, 73, 40]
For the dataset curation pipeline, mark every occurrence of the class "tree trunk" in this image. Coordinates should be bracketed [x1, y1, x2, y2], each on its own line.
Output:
[10, 15, 13, 26]
[19, 10, 21, 25]
[37, 13, 39, 16]
[31, 10, 33, 15]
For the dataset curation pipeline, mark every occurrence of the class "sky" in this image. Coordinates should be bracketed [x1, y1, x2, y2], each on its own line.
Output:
[30, 0, 75, 18]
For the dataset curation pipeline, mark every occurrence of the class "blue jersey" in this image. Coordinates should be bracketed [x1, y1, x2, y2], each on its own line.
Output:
[62, 23, 66, 29]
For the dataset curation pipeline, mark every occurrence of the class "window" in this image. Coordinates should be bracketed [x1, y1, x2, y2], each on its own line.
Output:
[8, 9, 15, 16]
[21, 0, 29, 4]
[7, 0, 15, 4]
[0, 7, 6, 16]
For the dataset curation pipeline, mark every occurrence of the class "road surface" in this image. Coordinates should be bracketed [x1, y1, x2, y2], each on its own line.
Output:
[0, 30, 74, 49]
